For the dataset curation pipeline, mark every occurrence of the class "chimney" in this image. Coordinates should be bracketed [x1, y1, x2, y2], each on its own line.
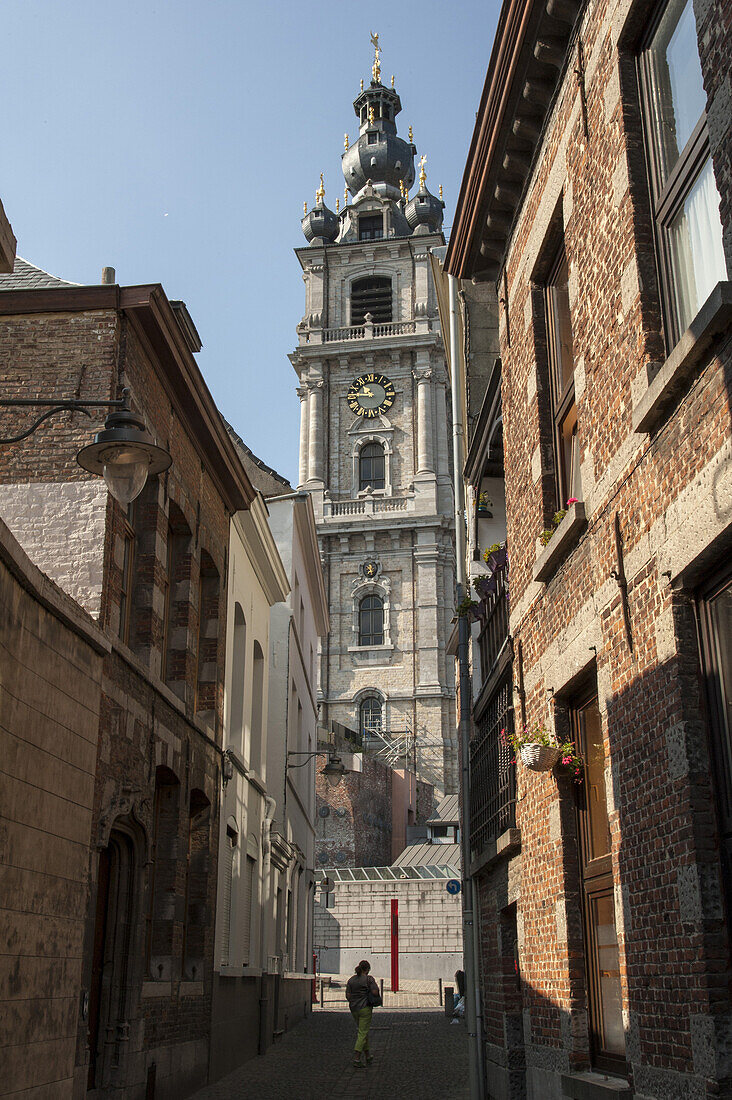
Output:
[101, 266, 116, 285]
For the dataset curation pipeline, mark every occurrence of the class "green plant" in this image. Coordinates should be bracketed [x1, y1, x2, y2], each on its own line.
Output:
[500, 721, 584, 781]
[457, 594, 478, 618]
[540, 498, 579, 548]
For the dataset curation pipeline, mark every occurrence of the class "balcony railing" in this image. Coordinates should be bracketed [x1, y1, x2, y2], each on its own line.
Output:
[323, 495, 412, 518]
[322, 319, 416, 343]
[470, 675, 515, 858]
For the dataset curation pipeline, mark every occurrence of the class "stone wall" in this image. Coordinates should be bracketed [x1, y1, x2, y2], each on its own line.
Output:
[0, 516, 107, 1098]
[314, 877, 463, 981]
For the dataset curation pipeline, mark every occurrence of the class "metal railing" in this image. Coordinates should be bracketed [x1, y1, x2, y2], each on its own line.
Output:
[469, 675, 515, 858]
[477, 565, 509, 681]
[322, 319, 416, 343]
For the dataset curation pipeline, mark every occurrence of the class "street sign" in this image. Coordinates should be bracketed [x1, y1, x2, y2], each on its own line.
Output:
[446, 879, 461, 895]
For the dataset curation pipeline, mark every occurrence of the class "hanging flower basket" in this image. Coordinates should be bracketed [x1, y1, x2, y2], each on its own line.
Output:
[520, 743, 562, 772]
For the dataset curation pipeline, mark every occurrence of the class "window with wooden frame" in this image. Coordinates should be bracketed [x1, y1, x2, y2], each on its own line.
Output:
[545, 246, 582, 507]
[572, 687, 625, 1072]
[697, 562, 732, 937]
[639, 0, 727, 345]
[118, 501, 136, 645]
[358, 595, 384, 646]
[359, 441, 385, 490]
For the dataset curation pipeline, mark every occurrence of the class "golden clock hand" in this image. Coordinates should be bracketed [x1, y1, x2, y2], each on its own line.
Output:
[359, 387, 374, 397]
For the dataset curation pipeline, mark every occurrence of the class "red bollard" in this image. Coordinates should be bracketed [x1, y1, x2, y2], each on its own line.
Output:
[390, 898, 399, 993]
[311, 952, 318, 1003]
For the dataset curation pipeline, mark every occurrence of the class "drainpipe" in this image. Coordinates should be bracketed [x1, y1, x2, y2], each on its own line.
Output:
[259, 795, 277, 1054]
[449, 273, 484, 1100]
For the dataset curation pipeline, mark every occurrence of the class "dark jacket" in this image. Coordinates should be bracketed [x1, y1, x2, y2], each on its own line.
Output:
[346, 972, 379, 1011]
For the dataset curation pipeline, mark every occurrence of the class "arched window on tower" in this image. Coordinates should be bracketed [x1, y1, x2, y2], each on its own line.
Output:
[351, 276, 392, 322]
[360, 696, 383, 738]
[359, 442, 385, 490]
[359, 595, 384, 646]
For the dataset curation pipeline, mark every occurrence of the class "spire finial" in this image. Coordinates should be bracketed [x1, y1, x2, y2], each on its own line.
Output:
[316, 173, 325, 204]
[370, 31, 381, 83]
[344, 185, 349, 207]
[439, 184, 443, 201]
[368, 104, 375, 126]
[344, 132, 349, 152]
[391, 74, 395, 87]
[336, 197, 340, 213]
[360, 78, 364, 92]
[419, 155, 427, 188]
[408, 125, 413, 143]
[303, 201, 307, 216]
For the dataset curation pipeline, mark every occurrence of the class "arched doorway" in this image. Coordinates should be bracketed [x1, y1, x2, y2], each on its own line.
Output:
[87, 825, 142, 1091]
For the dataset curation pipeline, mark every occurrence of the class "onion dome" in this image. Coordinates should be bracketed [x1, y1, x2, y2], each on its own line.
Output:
[341, 36, 414, 200]
[405, 156, 444, 234]
[301, 175, 339, 245]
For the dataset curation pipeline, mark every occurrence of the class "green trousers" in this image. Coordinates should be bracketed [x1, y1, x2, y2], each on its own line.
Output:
[351, 1006, 373, 1052]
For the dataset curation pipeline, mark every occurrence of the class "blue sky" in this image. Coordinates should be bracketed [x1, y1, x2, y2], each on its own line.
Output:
[3, 0, 498, 483]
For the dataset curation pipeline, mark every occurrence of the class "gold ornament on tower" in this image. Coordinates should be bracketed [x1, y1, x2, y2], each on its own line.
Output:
[368, 105, 375, 126]
[336, 197, 340, 213]
[419, 155, 427, 187]
[439, 184, 443, 201]
[344, 133, 349, 151]
[391, 74, 395, 87]
[370, 31, 381, 83]
[408, 125, 413, 143]
[316, 173, 325, 204]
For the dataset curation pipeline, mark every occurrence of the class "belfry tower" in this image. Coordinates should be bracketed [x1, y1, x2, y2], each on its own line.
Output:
[290, 38, 456, 794]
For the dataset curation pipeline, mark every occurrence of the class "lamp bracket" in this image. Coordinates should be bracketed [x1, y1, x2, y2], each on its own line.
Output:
[0, 391, 128, 446]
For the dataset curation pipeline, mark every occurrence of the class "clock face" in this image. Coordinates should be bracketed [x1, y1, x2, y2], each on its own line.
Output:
[347, 373, 396, 418]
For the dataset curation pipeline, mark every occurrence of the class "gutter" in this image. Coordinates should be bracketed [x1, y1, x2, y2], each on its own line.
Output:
[449, 274, 485, 1100]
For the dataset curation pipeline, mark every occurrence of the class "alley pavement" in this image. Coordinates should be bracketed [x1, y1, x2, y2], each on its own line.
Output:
[191, 1006, 470, 1099]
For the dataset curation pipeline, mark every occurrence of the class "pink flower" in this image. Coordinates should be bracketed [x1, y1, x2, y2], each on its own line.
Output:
[566, 497, 579, 506]
[562, 756, 572, 765]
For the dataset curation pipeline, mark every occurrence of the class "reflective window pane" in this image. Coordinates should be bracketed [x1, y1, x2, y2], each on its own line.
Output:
[548, 254, 575, 396]
[668, 156, 727, 332]
[580, 698, 611, 863]
[646, 0, 707, 186]
[591, 893, 625, 1056]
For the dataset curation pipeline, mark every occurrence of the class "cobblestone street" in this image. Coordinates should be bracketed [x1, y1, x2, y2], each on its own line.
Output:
[192, 1006, 469, 1099]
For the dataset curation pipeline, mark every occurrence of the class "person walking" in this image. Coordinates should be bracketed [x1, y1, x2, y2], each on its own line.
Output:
[345, 959, 381, 1067]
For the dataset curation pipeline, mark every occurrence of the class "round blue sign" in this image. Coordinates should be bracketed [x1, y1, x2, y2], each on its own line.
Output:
[446, 879, 461, 895]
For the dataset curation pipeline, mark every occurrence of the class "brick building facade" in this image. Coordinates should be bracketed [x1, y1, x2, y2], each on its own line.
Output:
[445, 0, 732, 1096]
[0, 262, 255, 1098]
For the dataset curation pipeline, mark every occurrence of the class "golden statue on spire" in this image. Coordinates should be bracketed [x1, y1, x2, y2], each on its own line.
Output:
[370, 31, 381, 83]
[316, 173, 325, 204]
[419, 155, 427, 188]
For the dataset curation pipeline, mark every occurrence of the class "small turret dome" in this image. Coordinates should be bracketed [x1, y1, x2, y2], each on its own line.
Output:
[301, 176, 339, 245]
[405, 157, 444, 234]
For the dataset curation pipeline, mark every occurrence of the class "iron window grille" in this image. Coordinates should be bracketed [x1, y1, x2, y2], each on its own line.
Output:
[470, 675, 515, 857]
[477, 565, 509, 681]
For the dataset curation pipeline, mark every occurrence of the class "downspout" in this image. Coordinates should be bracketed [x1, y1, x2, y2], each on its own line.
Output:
[259, 794, 277, 1054]
[449, 273, 484, 1100]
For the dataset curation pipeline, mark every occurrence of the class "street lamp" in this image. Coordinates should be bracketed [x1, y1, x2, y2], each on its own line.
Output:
[0, 389, 171, 505]
[287, 751, 347, 788]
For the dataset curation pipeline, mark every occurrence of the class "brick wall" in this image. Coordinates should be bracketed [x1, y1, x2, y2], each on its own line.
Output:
[0, 291, 235, 1099]
[315, 753, 393, 867]
[471, 0, 732, 1093]
[0, 516, 106, 1098]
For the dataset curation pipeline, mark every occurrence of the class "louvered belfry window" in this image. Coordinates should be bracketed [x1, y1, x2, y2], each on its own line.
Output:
[351, 276, 392, 325]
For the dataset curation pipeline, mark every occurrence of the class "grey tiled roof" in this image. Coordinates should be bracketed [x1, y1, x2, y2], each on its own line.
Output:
[0, 256, 80, 290]
[392, 841, 461, 869]
[427, 793, 459, 824]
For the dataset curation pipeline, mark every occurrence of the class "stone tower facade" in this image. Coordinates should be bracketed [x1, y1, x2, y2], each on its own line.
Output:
[290, 46, 457, 794]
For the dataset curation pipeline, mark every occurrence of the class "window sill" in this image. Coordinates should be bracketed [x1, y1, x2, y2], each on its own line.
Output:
[561, 1070, 631, 1099]
[469, 827, 520, 877]
[533, 502, 587, 584]
[348, 643, 394, 652]
[633, 280, 732, 434]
